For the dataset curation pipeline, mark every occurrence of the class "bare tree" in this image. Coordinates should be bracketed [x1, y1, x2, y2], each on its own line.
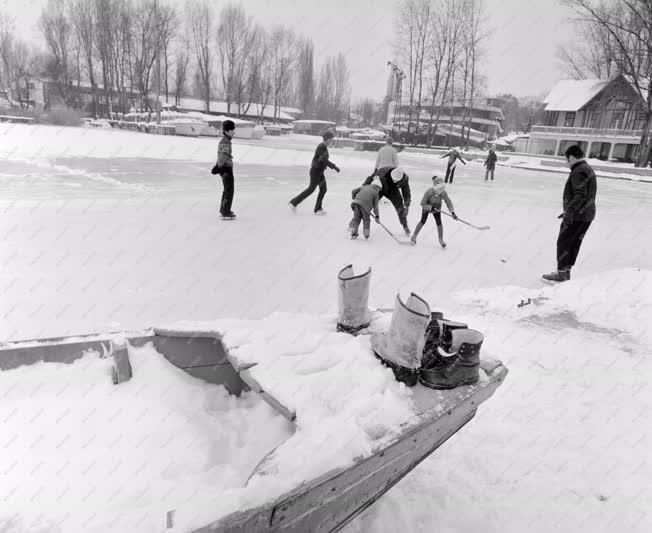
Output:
[269, 26, 296, 121]
[187, 0, 213, 112]
[39, 0, 76, 107]
[239, 25, 267, 119]
[565, 0, 652, 167]
[68, 0, 98, 115]
[13, 42, 42, 108]
[173, 35, 190, 105]
[216, 4, 257, 116]
[295, 36, 315, 118]
[424, 0, 465, 147]
[558, 20, 618, 79]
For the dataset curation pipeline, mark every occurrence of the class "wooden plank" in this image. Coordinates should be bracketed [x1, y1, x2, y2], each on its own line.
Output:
[239, 368, 296, 422]
[0, 335, 153, 371]
[112, 341, 133, 384]
[194, 364, 507, 533]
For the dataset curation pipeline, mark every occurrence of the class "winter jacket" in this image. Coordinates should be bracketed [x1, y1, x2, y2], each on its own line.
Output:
[217, 135, 233, 168]
[361, 167, 411, 206]
[563, 160, 597, 222]
[420, 188, 454, 214]
[484, 152, 498, 170]
[352, 184, 380, 218]
[311, 142, 337, 173]
[441, 150, 466, 168]
[375, 145, 399, 169]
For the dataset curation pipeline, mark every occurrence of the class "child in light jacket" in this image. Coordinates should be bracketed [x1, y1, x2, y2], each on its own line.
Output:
[411, 176, 458, 247]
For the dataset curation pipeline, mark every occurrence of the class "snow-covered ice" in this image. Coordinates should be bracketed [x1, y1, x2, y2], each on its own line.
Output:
[1, 124, 651, 532]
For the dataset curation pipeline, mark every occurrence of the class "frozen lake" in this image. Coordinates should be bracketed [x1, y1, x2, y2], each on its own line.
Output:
[1, 125, 651, 533]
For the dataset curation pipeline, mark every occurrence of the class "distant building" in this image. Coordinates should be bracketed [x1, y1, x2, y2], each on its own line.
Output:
[517, 74, 647, 162]
[386, 96, 504, 147]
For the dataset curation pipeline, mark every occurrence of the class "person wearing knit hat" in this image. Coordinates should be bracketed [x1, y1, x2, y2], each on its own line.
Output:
[356, 166, 412, 236]
[349, 178, 382, 239]
[289, 129, 340, 215]
[212, 119, 237, 220]
[411, 175, 458, 247]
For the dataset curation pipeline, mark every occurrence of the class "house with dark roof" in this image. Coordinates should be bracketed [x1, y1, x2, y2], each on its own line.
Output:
[518, 74, 647, 162]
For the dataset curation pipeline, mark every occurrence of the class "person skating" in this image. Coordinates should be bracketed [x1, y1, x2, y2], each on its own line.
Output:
[349, 177, 382, 239]
[484, 149, 497, 181]
[411, 176, 458, 248]
[289, 131, 340, 214]
[357, 166, 412, 235]
[374, 136, 399, 172]
[211, 119, 236, 220]
[440, 148, 466, 183]
[542, 145, 597, 282]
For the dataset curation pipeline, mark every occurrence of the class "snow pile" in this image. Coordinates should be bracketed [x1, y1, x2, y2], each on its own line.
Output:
[0, 123, 371, 172]
[0, 343, 292, 532]
[162, 312, 418, 491]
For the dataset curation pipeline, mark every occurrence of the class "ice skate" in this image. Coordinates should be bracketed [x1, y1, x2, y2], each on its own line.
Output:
[221, 212, 236, 220]
[542, 269, 570, 282]
[288, 201, 297, 212]
[314, 209, 327, 216]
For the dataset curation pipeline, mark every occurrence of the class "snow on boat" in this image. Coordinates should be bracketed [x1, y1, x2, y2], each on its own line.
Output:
[0, 310, 507, 532]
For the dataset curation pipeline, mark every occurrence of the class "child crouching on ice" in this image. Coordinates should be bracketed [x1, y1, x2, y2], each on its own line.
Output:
[411, 176, 458, 247]
[349, 177, 382, 239]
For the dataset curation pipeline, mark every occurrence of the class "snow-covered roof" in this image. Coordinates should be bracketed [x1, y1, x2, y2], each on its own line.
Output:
[543, 79, 607, 111]
[292, 119, 336, 125]
[175, 97, 295, 121]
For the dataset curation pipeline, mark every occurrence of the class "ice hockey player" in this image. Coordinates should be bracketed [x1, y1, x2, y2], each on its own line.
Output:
[411, 176, 458, 247]
[440, 148, 466, 183]
[542, 145, 596, 282]
[484, 149, 498, 181]
[349, 177, 382, 239]
[357, 167, 412, 235]
[374, 136, 399, 171]
[289, 130, 340, 215]
[211, 119, 237, 220]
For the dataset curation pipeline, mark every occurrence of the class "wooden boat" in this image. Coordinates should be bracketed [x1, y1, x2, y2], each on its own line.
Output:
[0, 322, 507, 532]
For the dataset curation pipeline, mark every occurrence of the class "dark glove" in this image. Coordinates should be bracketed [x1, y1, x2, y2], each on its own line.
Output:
[211, 164, 221, 175]
[374, 214, 380, 222]
[557, 213, 564, 219]
[452, 212, 459, 220]
[334, 165, 340, 173]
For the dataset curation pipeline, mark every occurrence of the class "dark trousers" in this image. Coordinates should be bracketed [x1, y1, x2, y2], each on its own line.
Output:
[485, 169, 494, 180]
[420, 210, 442, 226]
[220, 169, 234, 215]
[349, 204, 371, 236]
[385, 190, 409, 228]
[445, 164, 456, 183]
[557, 220, 592, 270]
[290, 168, 327, 212]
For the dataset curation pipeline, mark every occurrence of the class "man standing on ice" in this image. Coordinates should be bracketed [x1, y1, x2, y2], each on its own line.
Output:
[543, 145, 596, 282]
[357, 167, 412, 236]
[441, 148, 466, 183]
[289, 130, 340, 215]
[374, 136, 399, 172]
[212, 119, 237, 220]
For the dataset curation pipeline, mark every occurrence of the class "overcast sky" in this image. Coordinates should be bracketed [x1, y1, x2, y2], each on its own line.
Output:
[2, 0, 576, 101]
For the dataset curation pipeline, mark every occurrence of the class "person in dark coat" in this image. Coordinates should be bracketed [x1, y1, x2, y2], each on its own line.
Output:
[543, 145, 597, 282]
[484, 149, 498, 181]
[441, 149, 466, 183]
[355, 166, 412, 235]
[211, 119, 236, 220]
[289, 130, 340, 215]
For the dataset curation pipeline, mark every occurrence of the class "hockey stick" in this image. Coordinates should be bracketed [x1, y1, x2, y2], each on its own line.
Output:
[432, 209, 490, 230]
[358, 204, 412, 245]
